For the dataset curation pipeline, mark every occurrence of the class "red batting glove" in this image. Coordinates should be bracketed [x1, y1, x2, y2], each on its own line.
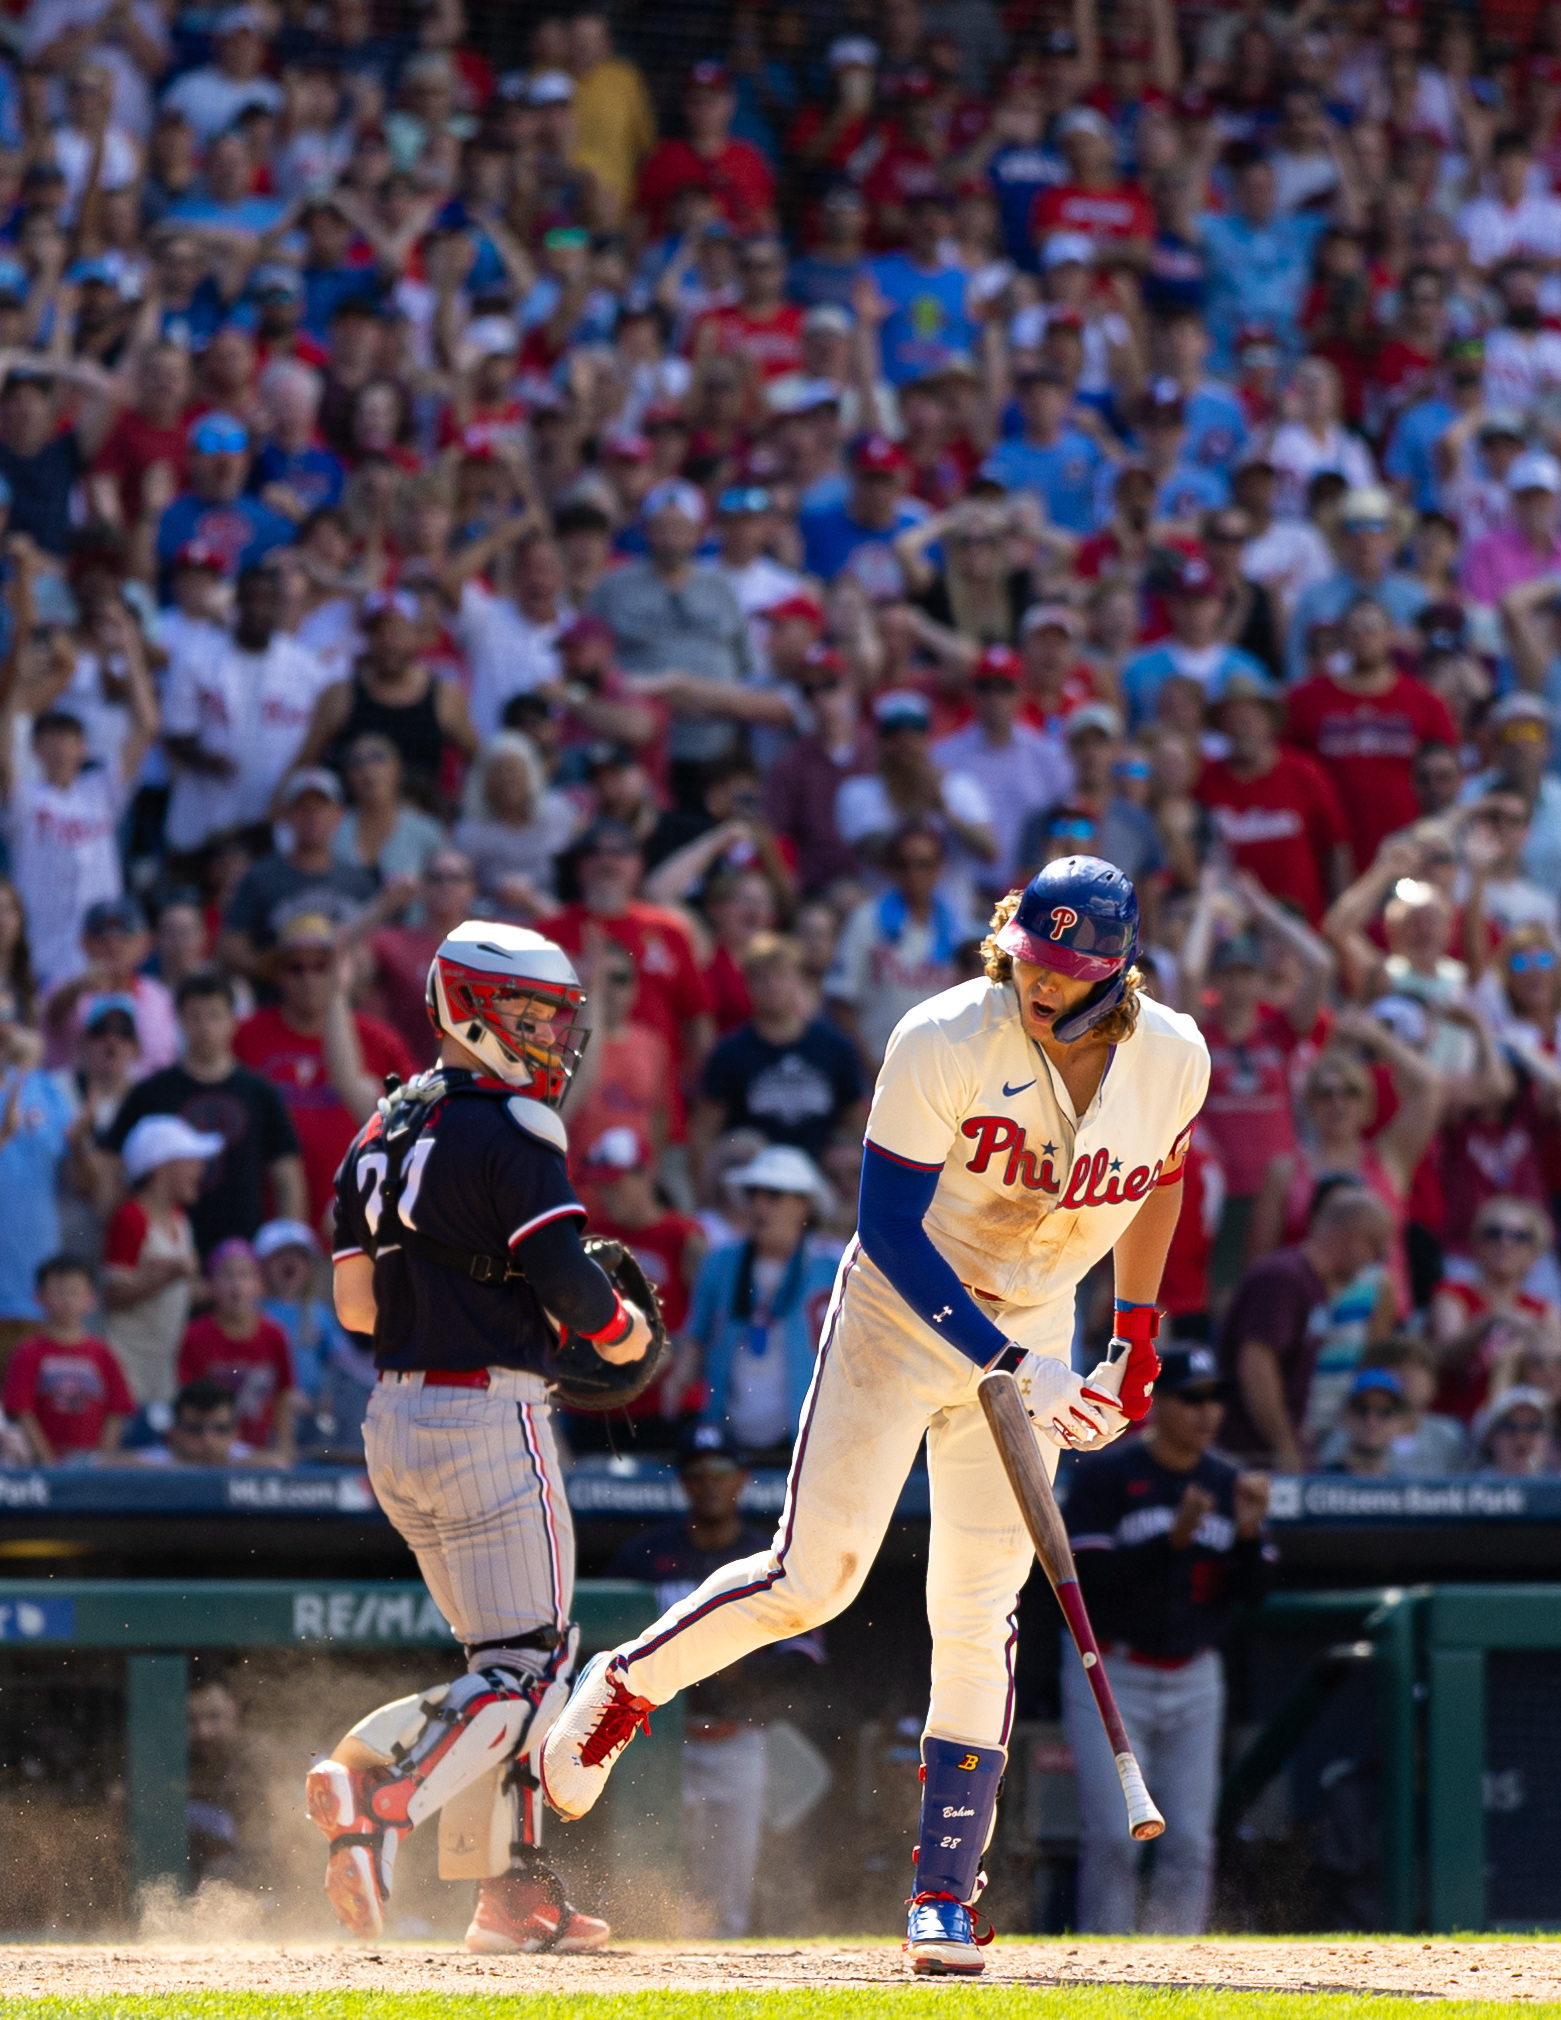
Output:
[1111, 1306, 1162, 1421]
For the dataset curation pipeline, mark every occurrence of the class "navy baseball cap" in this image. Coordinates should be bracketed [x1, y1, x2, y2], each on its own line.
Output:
[677, 1422, 745, 1472]
[1157, 1346, 1228, 1398]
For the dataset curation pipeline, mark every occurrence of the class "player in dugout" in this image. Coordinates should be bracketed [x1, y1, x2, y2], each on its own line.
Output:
[1063, 1343, 1277, 1934]
[543, 857, 1210, 1976]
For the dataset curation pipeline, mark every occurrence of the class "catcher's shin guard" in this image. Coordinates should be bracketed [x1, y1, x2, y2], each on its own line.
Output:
[435, 1644, 577, 1880]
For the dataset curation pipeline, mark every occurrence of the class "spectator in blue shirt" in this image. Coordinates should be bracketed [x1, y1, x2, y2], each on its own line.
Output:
[1199, 145, 1335, 371]
[787, 186, 871, 311]
[1121, 553, 1272, 725]
[0, 1009, 76, 1332]
[167, 131, 286, 238]
[151, 231, 230, 353]
[156, 413, 296, 585]
[800, 435, 930, 589]
[297, 195, 382, 341]
[1120, 381, 1230, 524]
[1152, 304, 1248, 474]
[981, 364, 1111, 534]
[251, 360, 345, 521]
[866, 191, 976, 387]
[1285, 485, 1430, 683]
[1383, 340, 1486, 513]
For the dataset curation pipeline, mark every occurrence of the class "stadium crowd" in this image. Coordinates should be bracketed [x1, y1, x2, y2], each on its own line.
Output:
[0, 0, 1559, 1485]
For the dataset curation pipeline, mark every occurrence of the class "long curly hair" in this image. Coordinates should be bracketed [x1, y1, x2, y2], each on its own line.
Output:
[979, 889, 1143, 1045]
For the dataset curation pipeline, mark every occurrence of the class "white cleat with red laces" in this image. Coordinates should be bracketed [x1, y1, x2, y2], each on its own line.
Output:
[539, 1651, 655, 1821]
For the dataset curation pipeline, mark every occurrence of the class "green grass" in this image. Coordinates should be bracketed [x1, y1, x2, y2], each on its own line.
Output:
[5, 1995, 1561, 2020]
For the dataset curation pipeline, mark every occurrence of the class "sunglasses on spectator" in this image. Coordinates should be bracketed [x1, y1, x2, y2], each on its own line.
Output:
[1482, 809, 1527, 827]
[1477, 1222, 1537, 1244]
[281, 956, 332, 977]
[1509, 949, 1557, 974]
[1310, 1081, 1365, 1102]
[1496, 1415, 1547, 1437]
[425, 867, 473, 883]
[1349, 1397, 1403, 1419]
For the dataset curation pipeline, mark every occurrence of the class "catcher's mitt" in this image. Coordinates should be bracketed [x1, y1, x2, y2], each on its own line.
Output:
[548, 1236, 670, 1410]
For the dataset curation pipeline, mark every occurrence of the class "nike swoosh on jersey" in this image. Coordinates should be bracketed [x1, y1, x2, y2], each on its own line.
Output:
[1002, 1079, 1036, 1097]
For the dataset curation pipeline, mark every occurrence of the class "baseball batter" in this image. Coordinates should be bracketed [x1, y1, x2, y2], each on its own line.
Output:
[305, 922, 654, 1954]
[543, 857, 1210, 1975]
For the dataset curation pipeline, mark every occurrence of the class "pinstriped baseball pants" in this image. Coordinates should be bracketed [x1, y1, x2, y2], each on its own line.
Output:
[364, 1370, 574, 1655]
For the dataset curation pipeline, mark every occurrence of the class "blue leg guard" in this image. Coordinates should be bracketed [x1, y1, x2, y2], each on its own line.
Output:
[913, 1736, 1004, 1906]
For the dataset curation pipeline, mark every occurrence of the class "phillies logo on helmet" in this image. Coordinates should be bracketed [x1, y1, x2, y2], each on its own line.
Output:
[1049, 906, 1080, 940]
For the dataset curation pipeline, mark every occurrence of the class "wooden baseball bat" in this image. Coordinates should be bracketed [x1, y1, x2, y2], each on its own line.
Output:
[979, 1368, 1165, 1841]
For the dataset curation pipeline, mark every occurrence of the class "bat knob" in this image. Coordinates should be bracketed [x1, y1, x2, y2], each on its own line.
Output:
[1114, 1752, 1166, 1841]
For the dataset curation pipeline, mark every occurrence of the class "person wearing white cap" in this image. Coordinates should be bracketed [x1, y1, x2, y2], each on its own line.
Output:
[1458, 691, 1561, 897]
[683, 1142, 841, 1460]
[1462, 449, 1561, 608]
[102, 1115, 223, 1404]
[1283, 485, 1430, 682]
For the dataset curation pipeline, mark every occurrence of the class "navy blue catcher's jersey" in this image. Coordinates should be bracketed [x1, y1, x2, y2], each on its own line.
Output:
[333, 1076, 584, 1373]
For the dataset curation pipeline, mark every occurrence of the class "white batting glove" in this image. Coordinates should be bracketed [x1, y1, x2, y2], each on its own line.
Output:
[1006, 1348, 1130, 1452]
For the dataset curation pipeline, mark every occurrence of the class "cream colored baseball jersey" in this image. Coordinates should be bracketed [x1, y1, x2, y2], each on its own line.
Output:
[864, 977, 1211, 1309]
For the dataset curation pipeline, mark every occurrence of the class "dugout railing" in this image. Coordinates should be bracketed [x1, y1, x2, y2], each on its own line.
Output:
[0, 1579, 679, 1900]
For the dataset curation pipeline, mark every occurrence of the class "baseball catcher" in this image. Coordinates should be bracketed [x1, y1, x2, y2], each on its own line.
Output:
[306, 921, 655, 1952]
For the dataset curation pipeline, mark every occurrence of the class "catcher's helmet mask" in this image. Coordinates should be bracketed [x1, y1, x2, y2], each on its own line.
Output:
[995, 855, 1139, 1044]
[426, 922, 588, 1106]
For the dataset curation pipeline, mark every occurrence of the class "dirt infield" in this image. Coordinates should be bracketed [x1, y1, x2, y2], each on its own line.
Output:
[2, 1938, 1559, 2001]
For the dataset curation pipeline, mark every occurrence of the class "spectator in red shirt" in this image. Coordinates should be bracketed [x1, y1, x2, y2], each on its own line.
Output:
[861, 73, 951, 247]
[788, 38, 879, 184]
[1200, 670, 1351, 922]
[637, 62, 776, 241]
[544, 820, 714, 1085]
[1031, 106, 1154, 266]
[89, 341, 191, 528]
[1428, 1197, 1561, 1423]
[177, 1238, 299, 1455]
[1017, 602, 1105, 730]
[691, 234, 805, 381]
[1285, 597, 1459, 871]
[567, 943, 682, 1171]
[2, 1255, 134, 1462]
[1367, 265, 1447, 439]
[1183, 874, 1333, 1234]
[233, 915, 413, 1228]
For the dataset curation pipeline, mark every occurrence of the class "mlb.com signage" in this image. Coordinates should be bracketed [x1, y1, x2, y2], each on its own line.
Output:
[292, 1589, 455, 1643]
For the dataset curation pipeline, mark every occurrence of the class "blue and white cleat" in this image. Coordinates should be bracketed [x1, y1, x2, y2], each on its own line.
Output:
[904, 1891, 992, 1976]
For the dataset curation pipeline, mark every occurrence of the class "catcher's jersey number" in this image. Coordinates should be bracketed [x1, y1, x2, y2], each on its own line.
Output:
[356, 1137, 435, 1237]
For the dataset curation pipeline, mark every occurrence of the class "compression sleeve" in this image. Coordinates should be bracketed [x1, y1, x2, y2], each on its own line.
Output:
[514, 1214, 619, 1335]
[857, 1140, 1009, 1368]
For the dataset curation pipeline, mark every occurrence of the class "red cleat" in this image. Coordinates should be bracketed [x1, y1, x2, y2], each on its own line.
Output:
[465, 1869, 612, 1954]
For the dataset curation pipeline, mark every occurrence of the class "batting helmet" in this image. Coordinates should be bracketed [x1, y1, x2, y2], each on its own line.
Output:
[994, 856, 1139, 1043]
